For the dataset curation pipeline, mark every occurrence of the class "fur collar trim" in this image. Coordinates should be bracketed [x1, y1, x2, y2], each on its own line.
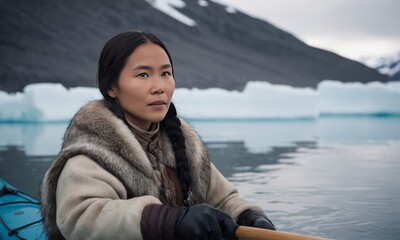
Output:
[40, 100, 211, 239]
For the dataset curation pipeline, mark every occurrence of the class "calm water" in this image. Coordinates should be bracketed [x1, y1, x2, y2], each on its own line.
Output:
[1, 117, 400, 239]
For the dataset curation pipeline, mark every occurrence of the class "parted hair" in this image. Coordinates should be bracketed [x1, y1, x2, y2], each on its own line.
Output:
[97, 31, 192, 202]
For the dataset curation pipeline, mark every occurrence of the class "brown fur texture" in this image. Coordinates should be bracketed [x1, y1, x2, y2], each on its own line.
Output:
[40, 100, 211, 239]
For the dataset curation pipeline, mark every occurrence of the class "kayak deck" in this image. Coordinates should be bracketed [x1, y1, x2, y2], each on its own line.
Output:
[0, 179, 46, 240]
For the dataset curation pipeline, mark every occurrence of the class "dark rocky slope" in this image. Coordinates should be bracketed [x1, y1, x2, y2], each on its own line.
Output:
[0, 0, 390, 92]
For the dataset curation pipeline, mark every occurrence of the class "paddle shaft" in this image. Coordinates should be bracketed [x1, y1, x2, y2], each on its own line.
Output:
[235, 226, 325, 240]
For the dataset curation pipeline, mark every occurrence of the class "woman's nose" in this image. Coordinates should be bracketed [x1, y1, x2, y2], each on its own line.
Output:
[151, 78, 165, 94]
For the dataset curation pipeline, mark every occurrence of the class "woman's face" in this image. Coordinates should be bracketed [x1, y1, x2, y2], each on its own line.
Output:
[108, 42, 175, 130]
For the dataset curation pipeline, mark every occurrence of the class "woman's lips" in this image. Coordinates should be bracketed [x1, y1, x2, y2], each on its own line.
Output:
[148, 100, 167, 110]
[149, 100, 167, 106]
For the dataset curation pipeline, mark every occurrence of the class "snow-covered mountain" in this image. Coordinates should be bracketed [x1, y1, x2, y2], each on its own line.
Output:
[0, 0, 391, 92]
[361, 53, 400, 79]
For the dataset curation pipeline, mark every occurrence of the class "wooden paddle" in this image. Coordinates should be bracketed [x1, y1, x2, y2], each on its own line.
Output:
[235, 226, 325, 240]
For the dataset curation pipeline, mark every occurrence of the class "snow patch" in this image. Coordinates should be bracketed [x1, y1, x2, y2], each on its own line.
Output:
[360, 52, 400, 78]
[146, 0, 196, 26]
[198, 0, 209, 7]
[225, 5, 237, 14]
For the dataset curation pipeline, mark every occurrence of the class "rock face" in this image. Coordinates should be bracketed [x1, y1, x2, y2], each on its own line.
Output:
[0, 0, 390, 92]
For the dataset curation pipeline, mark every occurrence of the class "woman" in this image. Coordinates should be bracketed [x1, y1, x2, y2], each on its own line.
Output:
[41, 31, 275, 240]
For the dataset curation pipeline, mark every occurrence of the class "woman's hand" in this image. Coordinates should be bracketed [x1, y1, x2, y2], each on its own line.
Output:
[175, 204, 238, 240]
[237, 209, 276, 230]
[141, 203, 238, 240]
[251, 216, 276, 230]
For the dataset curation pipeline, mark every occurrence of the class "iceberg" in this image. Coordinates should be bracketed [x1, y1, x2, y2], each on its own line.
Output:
[318, 80, 400, 116]
[0, 80, 399, 122]
[174, 81, 319, 119]
[0, 83, 102, 122]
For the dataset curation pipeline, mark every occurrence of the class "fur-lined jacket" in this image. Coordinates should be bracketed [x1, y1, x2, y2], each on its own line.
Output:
[40, 100, 263, 240]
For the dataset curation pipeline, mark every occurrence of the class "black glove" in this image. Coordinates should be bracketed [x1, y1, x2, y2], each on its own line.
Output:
[141, 204, 238, 240]
[237, 209, 276, 230]
[175, 204, 238, 240]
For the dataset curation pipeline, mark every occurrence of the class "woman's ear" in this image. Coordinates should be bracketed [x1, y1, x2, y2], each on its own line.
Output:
[107, 87, 117, 98]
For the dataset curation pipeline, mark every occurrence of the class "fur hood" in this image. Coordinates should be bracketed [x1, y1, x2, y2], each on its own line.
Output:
[41, 100, 211, 239]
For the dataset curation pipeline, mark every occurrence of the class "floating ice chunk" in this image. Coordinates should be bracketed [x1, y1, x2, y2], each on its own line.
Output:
[0, 83, 101, 122]
[317, 80, 400, 115]
[0, 80, 399, 122]
[174, 81, 319, 119]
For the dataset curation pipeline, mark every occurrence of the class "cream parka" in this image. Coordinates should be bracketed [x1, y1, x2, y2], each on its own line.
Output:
[40, 100, 263, 240]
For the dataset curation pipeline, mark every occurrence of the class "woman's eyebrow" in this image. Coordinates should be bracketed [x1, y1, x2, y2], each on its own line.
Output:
[161, 64, 172, 69]
[133, 65, 152, 70]
[132, 64, 171, 70]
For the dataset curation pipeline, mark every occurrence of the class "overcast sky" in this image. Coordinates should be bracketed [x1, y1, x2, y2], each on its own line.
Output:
[220, 0, 400, 61]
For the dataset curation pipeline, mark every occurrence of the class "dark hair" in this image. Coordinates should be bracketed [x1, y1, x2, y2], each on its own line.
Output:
[97, 31, 192, 202]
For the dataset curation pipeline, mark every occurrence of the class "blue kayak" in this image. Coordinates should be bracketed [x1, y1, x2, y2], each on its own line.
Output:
[0, 178, 46, 240]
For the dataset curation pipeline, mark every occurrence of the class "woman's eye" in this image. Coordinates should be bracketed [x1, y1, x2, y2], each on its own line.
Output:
[161, 71, 172, 76]
[137, 73, 149, 78]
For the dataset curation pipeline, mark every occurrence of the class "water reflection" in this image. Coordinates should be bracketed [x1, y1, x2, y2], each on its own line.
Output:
[0, 122, 66, 156]
[0, 138, 316, 199]
[0, 145, 52, 197]
[1, 118, 400, 239]
[1, 117, 399, 198]
[207, 140, 318, 178]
